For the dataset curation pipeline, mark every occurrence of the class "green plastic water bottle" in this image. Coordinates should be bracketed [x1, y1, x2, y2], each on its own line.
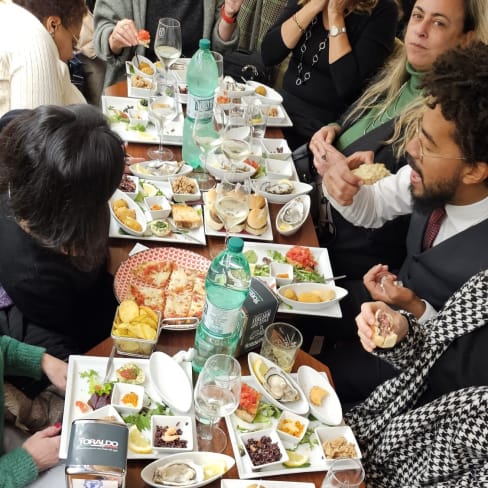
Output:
[182, 39, 219, 168]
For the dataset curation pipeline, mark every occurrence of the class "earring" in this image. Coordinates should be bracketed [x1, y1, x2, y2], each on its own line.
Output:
[50, 31, 55, 38]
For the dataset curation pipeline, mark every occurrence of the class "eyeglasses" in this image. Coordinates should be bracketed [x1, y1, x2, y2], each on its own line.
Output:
[415, 119, 466, 164]
[63, 24, 80, 50]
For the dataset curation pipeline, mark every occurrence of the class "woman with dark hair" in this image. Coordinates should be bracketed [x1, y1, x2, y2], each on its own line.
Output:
[0, 104, 125, 397]
[0, 0, 87, 117]
[261, 0, 399, 149]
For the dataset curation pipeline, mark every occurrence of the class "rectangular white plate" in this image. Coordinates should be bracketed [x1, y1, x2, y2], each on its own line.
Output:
[102, 96, 184, 145]
[59, 355, 196, 460]
[202, 195, 274, 242]
[225, 373, 346, 479]
[242, 243, 343, 318]
[266, 104, 292, 128]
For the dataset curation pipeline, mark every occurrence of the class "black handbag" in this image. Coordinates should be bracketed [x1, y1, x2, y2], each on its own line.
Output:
[223, 48, 274, 84]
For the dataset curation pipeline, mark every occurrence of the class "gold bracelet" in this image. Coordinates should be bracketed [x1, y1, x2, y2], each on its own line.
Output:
[293, 13, 305, 33]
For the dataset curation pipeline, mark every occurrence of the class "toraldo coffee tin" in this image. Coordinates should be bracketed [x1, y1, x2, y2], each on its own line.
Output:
[65, 419, 128, 488]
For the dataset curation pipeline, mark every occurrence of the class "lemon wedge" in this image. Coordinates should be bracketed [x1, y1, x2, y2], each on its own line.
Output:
[203, 460, 227, 479]
[128, 425, 152, 454]
[252, 357, 268, 385]
[142, 182, 158, 197]
[283, 450, 309, 468]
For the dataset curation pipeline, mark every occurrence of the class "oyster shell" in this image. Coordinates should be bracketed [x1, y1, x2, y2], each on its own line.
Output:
[153, 460, 203, 486]
[280, 198, 305, 225]
[263, 367, 300, 402]
[261, 179, 294, 195]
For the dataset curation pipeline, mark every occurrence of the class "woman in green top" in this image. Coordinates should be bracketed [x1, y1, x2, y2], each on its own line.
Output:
[0, 336, 67, 488]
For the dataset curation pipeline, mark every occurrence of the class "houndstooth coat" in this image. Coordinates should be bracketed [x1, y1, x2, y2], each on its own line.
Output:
[345, 270, 488, 487]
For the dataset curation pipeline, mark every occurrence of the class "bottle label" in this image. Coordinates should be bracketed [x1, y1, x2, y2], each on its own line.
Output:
[187, 94, 214, 120]
[203, 300, 241, 335]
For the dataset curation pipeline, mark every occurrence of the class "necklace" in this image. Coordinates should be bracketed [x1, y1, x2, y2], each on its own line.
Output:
[296, 16, 329, 86]
[362, 81, 408, 134]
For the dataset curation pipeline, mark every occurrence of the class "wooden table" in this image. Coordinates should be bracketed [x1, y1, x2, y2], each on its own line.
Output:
[88, 335, 331, 487]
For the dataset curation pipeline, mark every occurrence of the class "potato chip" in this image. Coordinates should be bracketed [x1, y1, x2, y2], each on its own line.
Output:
[118, 340, 140, 353]
[139, 306, 159, 322]
[118, 299, 140, 323]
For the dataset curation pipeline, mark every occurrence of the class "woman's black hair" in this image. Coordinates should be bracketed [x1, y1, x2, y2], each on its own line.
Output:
[13, 0, 86, 28]
[0, 104, 125, 270]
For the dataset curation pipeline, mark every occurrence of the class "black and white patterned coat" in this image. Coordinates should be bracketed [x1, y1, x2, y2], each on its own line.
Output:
[345, 270, 488, 487]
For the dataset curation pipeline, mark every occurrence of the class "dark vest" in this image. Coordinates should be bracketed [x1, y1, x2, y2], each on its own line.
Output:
[399, 211, 488, 310]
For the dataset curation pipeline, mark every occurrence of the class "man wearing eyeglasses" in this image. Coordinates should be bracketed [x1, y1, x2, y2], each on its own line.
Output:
[320, 42, 488, 401]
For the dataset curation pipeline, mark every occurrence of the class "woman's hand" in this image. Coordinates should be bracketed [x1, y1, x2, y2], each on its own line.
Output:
[41, 354, 67, 392]
[356, 301, 409, 352]
[109, 19, 139, 55]
[328, 0, 348, 17]
[22, 424, 62, 472]
[224, 0, 244, 17]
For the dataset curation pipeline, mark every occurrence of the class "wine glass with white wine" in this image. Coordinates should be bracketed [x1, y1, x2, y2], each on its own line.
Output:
[221, 105, 252, 167]
[154, 18, 182, 76]
[194, 354, 241, 453]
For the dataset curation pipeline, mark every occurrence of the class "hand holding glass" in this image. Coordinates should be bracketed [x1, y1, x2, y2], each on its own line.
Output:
[194, 354, 241, 452]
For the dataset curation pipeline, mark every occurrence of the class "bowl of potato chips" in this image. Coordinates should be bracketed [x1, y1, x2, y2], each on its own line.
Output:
[111, 299, 161, 357]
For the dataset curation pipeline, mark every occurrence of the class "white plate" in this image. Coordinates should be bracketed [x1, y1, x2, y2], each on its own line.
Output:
[242, 243, 343, 318]
[225, 372, 347, 479]
[278, 283, 348, 311]
[261, 138, 292, 161]
[247, 352, 309, 415]
[265, 158, 293, 179]
[102, 95, 184, 145]
[109, 189, 147, 236]
[206, 154, 257, 182]
[297, 366, 342, 426]
[246, 81, 283, 104]
[59, 355, 197, 460]
[141, 451, 235, 488]
[130, 162, 193, 181]
[149, 352, 193, 413]
[252, 179, 314, 205]
[221, 481, 315, 488]
[314, 426, 362, 468]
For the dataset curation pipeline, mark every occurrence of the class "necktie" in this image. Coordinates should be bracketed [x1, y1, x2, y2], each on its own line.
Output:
[422, 207, 446, 250]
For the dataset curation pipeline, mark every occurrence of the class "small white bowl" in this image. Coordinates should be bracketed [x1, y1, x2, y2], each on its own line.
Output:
[265, 158, 293, 179]
[151, 415, 193, 452]
[276, 410, 310, 446]
[270, 262, 293, 286]
[261, 138, 291, 161]
[130, 55, 156, 77]
[145, 195, 172, 219]
[128, 109, 149, 130]
[252, 178, 313, 205]
[240, 428, 289, 471]
[78, 404, 124, 424]
[315, 425, 362, 464]
[109, 189, 147, 236]
[169, 176, 201, 203]
[246, 81, 284, 104]
[207, 154, 257, 182]
[278, 283, 348, 311]
[118, 174, 139, 199]
[111, 382, 144, 415]
[276, 195, 311, 236]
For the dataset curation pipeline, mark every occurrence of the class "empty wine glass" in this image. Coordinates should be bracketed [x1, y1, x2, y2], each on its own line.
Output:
[214, 179, 251, 240]
[147, 75, 178, 162]
[154, 18, 182, 75]
[191, 106, 223, 190]
[321, 459, 365, 487]
[221, 105, 252, 167]
[194, 354, 241, 452]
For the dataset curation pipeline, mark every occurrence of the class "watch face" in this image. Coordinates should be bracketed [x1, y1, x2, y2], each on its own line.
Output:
[330, 26, 345, 36]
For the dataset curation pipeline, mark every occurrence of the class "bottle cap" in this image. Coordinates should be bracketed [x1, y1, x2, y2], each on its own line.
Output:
[227, 237, 244, 253]
[199, 39, 211, 50]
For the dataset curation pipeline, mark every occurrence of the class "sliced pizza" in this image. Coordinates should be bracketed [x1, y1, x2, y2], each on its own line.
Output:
[131, 260, 172, 288]
[164, 291, 192, 319]
[188, 274, 205, 318]
[129, 283, 165, 312]
[166, 266, 195, 294]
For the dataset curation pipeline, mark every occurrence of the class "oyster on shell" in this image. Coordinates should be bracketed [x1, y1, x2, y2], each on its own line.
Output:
[261, 179, 294, 195]
[263, 367, 300, 402]
[153, 460, 203, 486]
[280, 197, 305, 225]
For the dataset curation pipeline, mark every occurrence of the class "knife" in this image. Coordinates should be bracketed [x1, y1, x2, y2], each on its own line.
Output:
[102, 345, 116, 384]
[323, 274, 347, 283]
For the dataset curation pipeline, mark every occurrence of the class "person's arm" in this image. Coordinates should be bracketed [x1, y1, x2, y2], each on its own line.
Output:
[329, 0, 398, 100]
[1, 335, 45, 379]
[210, 0, 241, 52]
[0, 449, 38, 488]
[216, 0, 243, 42]
[322, 164, 413, 228]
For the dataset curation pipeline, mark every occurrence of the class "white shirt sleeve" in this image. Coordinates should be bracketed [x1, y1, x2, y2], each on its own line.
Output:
[418, 300, 438, 324]
[322, 165, 414, 228]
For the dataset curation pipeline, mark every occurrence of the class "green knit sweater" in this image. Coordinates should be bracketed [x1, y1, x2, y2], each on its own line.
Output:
[0, 336, 45, 487]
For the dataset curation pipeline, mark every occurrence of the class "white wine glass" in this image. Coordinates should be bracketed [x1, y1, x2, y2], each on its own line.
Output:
[194, 354, 241, 453]
[214, 178, 251, 241]
[221, 104, 252, 167]
[147, 75, 178, 162]
[191, 106, 223, 190]
[321, 459, 365, 487]
[154, 18, 182, 75]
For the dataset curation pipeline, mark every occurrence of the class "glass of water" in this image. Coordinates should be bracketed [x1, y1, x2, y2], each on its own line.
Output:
[194, 354, 241, 452]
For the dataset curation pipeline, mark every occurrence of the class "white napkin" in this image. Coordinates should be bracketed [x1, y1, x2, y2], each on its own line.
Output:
[128, 242, 150, 256]
[172, 348, 195, 364]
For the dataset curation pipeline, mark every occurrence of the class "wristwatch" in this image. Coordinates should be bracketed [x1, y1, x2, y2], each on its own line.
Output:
[329, 26, 347, 37]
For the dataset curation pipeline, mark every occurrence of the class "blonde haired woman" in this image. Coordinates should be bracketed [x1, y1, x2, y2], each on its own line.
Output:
[262, 0, 399, 148]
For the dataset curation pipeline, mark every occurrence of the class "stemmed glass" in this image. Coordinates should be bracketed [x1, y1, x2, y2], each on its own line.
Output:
[191, 106, 224, 190]
[214, 178, 251, 241]
[154, 18, 182, 76]
[147, 75, 179, 162]
[221, 105, 252, 167]
[321, 459, 365, 487]
[194, 354, 241, 453]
